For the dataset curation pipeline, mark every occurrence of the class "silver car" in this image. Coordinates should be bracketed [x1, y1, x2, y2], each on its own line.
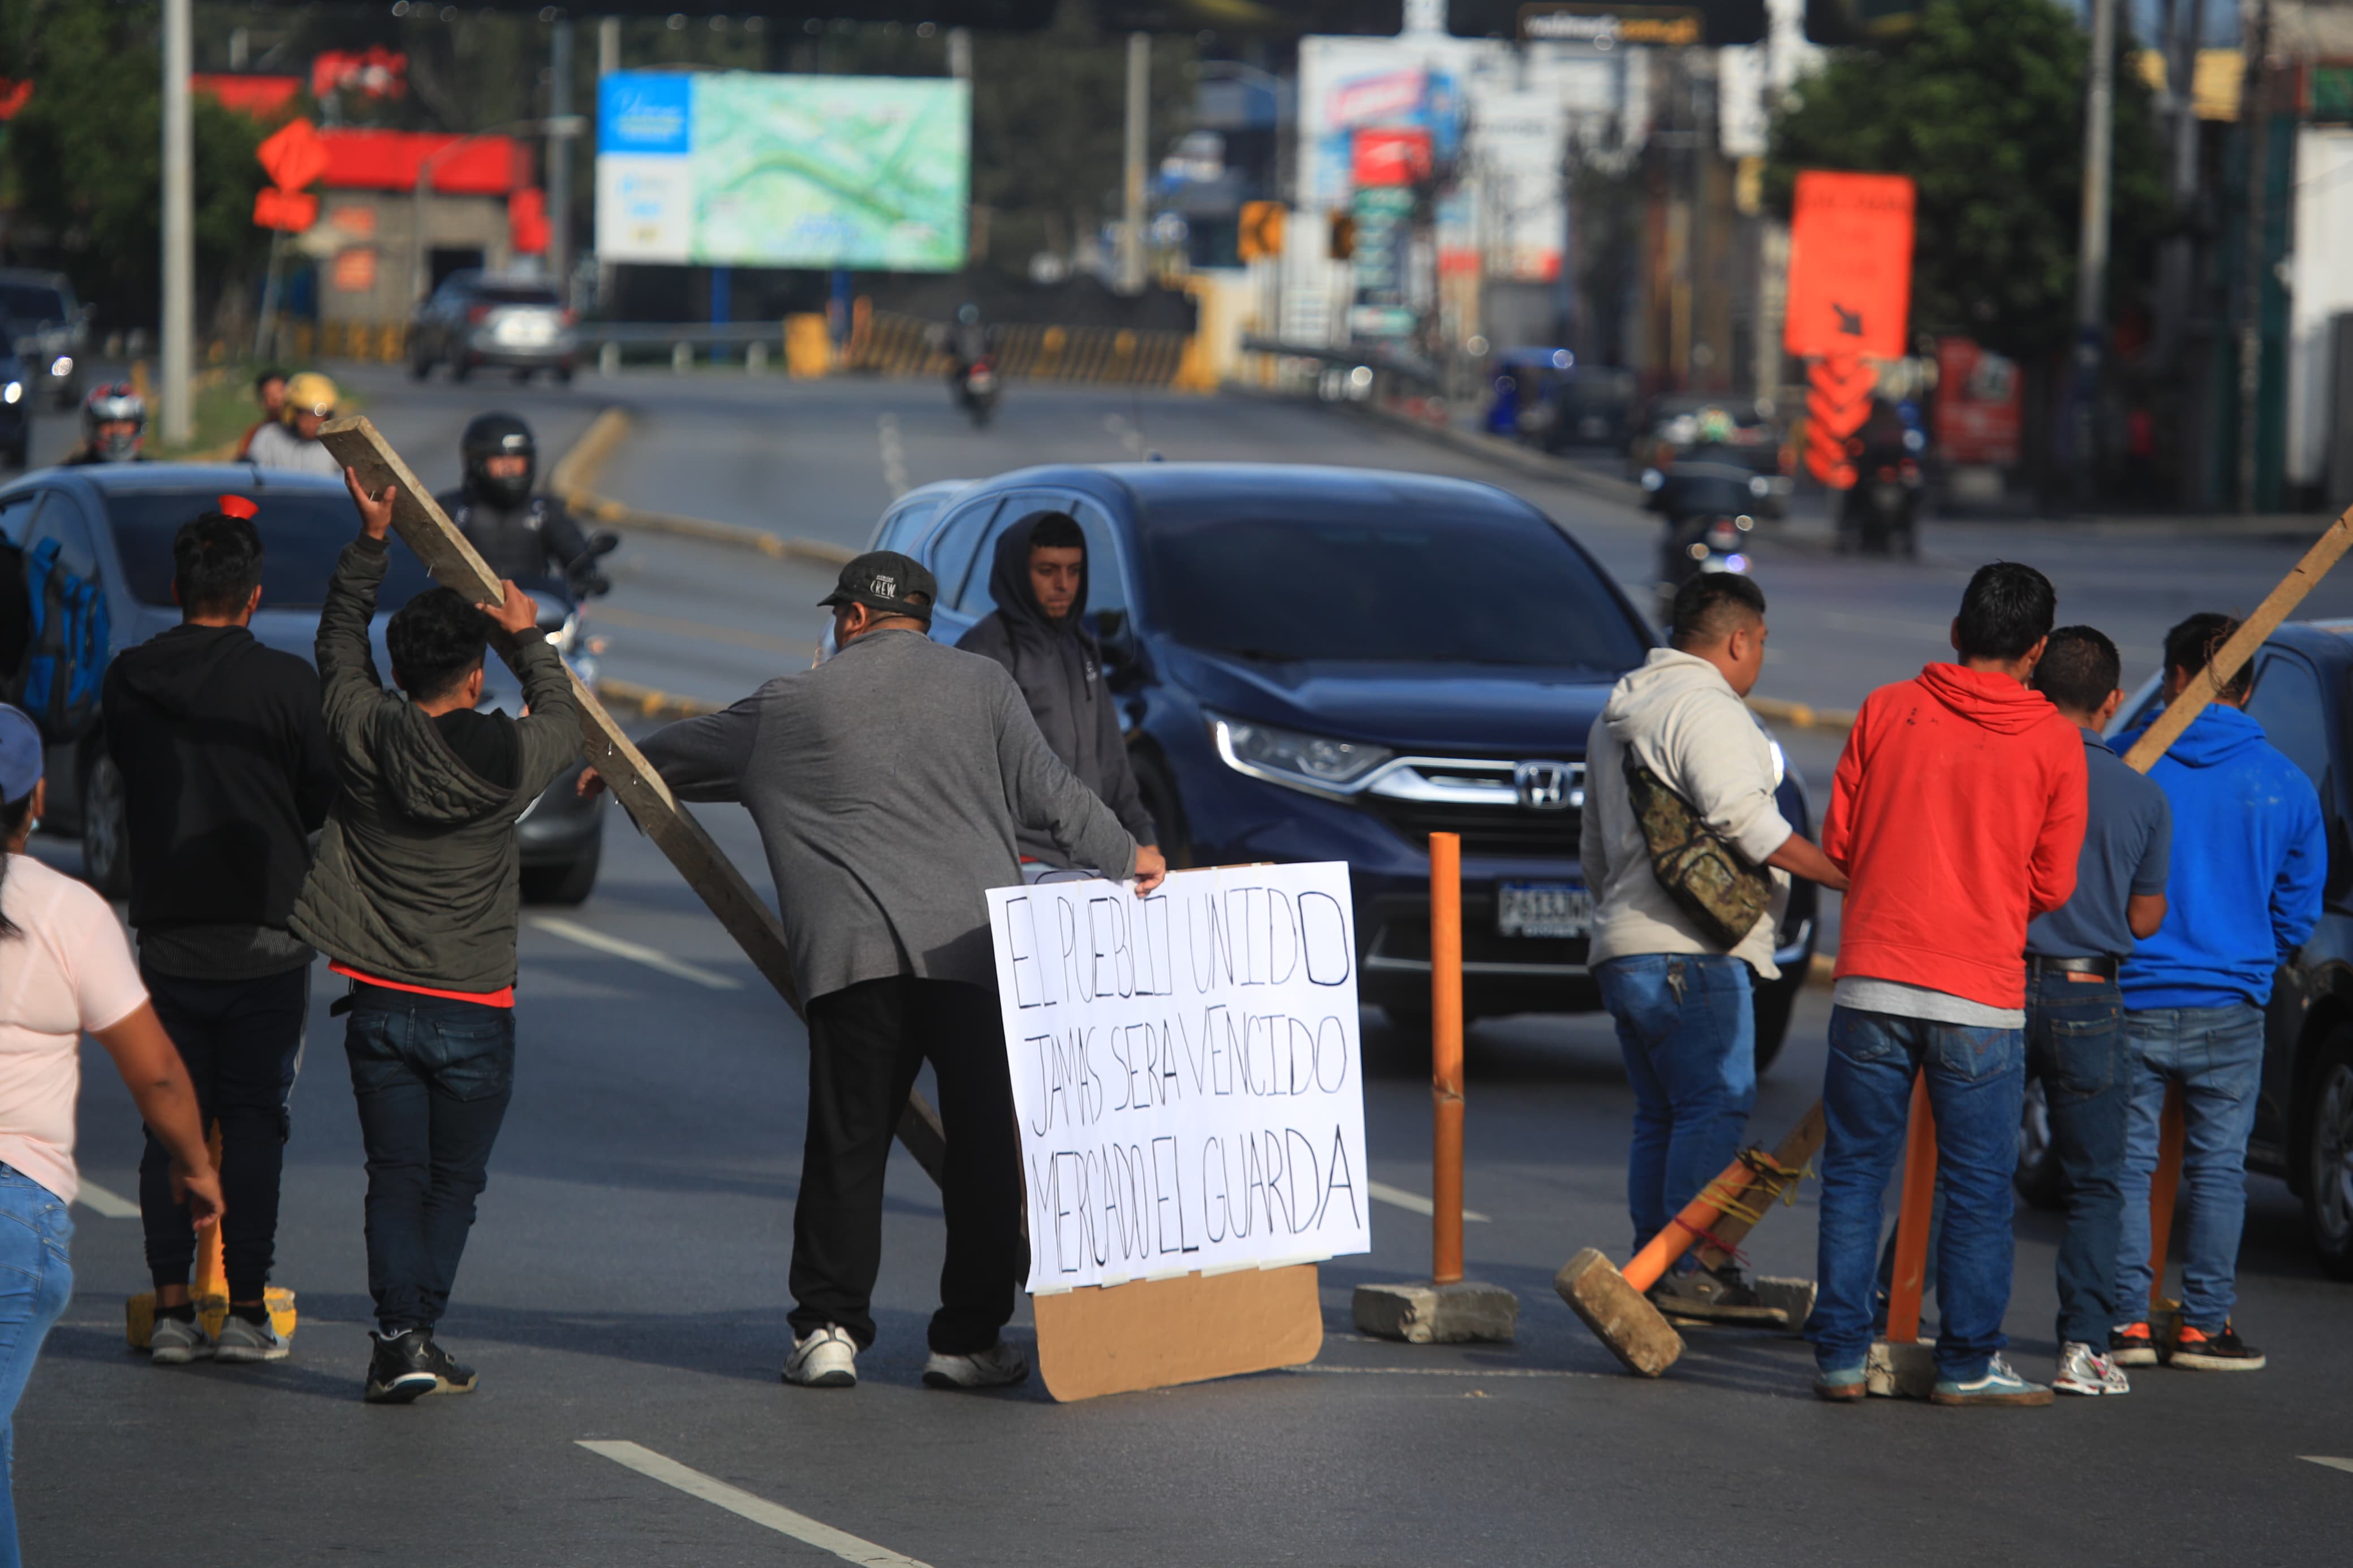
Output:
[0, 269, 88, 409]
[408, 270, 578, 384]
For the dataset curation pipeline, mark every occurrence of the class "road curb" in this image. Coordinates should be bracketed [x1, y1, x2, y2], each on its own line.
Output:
[594, 678, 724, 721]
[551, 405, 859, 569]
[1745, 694, 1860, 733]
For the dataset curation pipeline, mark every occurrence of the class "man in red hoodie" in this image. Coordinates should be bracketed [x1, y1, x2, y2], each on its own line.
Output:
[1805, 562, 2087, 1407]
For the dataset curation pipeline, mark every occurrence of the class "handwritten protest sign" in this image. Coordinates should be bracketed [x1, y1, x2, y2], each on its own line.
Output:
[986, 862, 1372, 1295]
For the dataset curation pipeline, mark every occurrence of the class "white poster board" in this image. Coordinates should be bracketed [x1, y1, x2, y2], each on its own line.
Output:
[986, 863, 1371, 1295]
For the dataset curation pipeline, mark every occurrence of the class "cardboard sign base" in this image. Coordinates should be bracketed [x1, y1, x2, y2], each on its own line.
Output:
[1033, 1264, 1324, 1402]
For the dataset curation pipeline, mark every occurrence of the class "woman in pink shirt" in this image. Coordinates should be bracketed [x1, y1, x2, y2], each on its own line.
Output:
[0, 704, 218, 1565]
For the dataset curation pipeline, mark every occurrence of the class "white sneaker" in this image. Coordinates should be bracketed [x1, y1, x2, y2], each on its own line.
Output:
[148, 1314, 213, 1366]
[921, 1339, 1029, 1390]
[783, 1325, 858, 1388]
[2053, 1340, 2128, 1396]
[213, 1312, 291, 1364]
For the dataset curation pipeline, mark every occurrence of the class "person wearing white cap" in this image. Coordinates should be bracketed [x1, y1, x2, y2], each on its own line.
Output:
[0, 703, 222, 1561]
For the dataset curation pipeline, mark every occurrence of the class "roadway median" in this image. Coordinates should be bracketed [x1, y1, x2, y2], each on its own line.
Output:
[548, 407, 859, 569]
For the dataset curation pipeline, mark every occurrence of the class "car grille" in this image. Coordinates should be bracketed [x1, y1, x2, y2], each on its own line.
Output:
[1363, 797, 1581, 858]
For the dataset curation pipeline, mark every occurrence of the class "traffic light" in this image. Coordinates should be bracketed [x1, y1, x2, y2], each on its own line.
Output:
[1328, 211, 1356, 261]
[1803, 0, 1926, 45]
[1447, 0, 1766, 46]
[1238, 201, 1286, 263]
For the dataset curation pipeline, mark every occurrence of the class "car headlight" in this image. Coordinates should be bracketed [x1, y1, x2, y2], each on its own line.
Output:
[1, 382, 18, 405]
[1209, 712, 1391, 796]
[49, 356, 71, 377]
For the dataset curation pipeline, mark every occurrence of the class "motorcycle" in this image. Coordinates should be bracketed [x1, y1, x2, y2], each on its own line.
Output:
[1838, 450, 1923, 558]
[955, 359, 999, 428]
[1642, 461, 1762, 620]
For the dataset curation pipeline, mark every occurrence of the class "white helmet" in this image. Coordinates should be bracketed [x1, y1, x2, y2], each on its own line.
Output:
[81, 383, 148, 462]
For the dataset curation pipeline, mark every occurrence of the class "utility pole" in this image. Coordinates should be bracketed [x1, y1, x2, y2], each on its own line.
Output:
[549, 18, 576, 290]
[1119, 31, 1150, 295]
[2237, 0, 2273, 514]
[2071, 0, 2117, 497]
[598, 14, 620, 77]
[160, 0, 193, 446]
[947, 25, 972, 81]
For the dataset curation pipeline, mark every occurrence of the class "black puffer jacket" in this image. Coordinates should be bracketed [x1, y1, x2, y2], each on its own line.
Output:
[956, 513, 1157, 865]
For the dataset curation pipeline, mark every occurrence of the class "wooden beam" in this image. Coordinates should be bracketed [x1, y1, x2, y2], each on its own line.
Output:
[316, 416, 947, 1184]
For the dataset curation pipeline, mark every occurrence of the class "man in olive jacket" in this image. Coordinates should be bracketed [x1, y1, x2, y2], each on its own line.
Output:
[291, 469, 581, 1406]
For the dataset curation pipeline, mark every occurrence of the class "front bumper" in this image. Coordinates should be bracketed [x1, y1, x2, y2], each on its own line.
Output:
[516, 759, 606, 865]
[461, 329, 578, 370]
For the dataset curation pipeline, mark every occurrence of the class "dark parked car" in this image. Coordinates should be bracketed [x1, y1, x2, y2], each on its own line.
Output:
[2016, 620, 2353, 1277]
[0, 464, 607, 902]
[0, 329, 29, 470]
[410, 271, 579, 384]
[0, 269, 87, 409]
[855, 462, 1820, 1065]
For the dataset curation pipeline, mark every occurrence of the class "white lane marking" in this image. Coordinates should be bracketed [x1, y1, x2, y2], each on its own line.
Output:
[529, 918, 743, 991]
[579, 1441, 934, 1567]
[2302, 1456, 2353, 1476]
[877, 413, 909, 499]
[1368, 1181, 1491, 1223]
[74, 1181, 139, 1219]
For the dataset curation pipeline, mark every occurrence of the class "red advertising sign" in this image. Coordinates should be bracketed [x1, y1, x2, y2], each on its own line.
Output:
[1352, 127, 1432, 188]
[1783, 171, 1915, 361]
[1934, 336, 2022, 466]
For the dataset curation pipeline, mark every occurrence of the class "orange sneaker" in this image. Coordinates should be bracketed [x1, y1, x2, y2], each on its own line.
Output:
[2108, 1321, 2158, 1367]
[2170, 1321, 2266, 1371]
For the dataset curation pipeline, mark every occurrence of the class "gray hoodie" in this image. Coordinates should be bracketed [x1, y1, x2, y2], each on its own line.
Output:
[289, 538, 583, 994]
[1579, 647, 1791, 977]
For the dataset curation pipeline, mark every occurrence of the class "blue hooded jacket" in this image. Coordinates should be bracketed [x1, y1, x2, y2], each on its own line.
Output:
[2117, 704, 2326, 1010]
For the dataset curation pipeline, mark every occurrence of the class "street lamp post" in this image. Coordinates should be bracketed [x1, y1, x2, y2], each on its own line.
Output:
[160, 0, 193, 446]
[410, 116, 584, 310]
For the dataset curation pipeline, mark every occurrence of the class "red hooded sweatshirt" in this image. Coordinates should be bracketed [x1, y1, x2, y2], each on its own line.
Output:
[1822, 663, 2088, 1011]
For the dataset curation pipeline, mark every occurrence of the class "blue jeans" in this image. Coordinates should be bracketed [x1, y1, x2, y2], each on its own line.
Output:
[0, 1167, 73, 1568]
[2114, 1003, 2265, 1332]
[1596, 954, 1756, 1256]
[1807, 1006, 2024, 1380]
[2026, 970, 2131, 1348]
[343, 985, 515, 1334]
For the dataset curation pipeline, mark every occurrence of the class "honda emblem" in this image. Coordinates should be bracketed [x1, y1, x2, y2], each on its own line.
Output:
[1514, 761, 1574, 811]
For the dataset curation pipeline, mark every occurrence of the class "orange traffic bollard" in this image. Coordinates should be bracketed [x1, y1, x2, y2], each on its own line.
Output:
[1884, 1076, 1938, 1344]
[1430, 831, 1464, 1287]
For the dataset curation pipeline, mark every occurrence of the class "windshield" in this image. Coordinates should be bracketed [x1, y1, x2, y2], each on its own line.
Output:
[474, 285, 560, 306]
[1140, 500, 1646, 670]
[105, 491, 439, 610]
[0, 286, 67, 322]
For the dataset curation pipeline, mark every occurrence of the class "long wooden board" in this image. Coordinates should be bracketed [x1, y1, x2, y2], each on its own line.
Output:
[1694, 1101, 1826, 1272]
[1033, 1265, 1325, 1402]
[316, 416, 947, 1181]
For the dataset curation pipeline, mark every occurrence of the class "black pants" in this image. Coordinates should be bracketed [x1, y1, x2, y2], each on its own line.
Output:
[790, 977, 1024, 1355]
[138, 966, 310, 1302]
[342, 984, 515, 1334]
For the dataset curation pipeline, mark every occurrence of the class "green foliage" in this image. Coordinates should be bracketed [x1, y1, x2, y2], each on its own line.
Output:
[1765, 0, 2170, 362]
[0, 0, 272, 333]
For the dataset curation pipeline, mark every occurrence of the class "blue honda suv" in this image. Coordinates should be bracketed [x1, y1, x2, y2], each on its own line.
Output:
[864, 463, 1818, 1064]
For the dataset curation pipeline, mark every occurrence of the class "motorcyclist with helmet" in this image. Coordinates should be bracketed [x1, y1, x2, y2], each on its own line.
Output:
[1644, 405, 1762, 607]
[245, 372, 343, 477]
[436, 413, 613, 598]
[63, 383, 150, 465]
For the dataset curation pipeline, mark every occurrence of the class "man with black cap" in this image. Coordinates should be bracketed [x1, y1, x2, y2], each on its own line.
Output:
[591, 550, 1166, 1393]
[437, 413, 610, 597]
[958, 511, 1158, 880]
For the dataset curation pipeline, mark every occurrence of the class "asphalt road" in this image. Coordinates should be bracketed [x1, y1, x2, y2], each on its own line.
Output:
[17, 369, 2353, 1566]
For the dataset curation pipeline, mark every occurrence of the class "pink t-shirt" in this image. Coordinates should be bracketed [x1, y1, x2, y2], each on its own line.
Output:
[0, 856, 149, 1204]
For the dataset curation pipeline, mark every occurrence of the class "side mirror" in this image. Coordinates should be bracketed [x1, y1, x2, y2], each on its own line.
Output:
[588, 530, 620, 558]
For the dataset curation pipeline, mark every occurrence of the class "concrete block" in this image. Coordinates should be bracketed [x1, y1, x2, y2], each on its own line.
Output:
[1868, 1336, 1936, 1399]
[1755, 1276, 1817, 1332]
[1353, 1279, 1520, 1345]
[1554, 1248, 1683, 1377]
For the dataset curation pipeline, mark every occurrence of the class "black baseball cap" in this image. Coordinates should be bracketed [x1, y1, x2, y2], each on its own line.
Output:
[818, 550, 937, 623]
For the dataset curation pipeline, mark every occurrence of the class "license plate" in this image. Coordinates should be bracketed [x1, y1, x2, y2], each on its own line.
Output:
[502, 316, 554, 344]
[1498, 882, 1592, 940]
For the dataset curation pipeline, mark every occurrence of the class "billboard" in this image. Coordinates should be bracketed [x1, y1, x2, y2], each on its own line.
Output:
[595, 70, 969, 271]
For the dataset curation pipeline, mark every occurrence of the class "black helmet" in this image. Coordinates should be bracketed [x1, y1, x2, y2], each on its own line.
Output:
[461, 412, 536, 507]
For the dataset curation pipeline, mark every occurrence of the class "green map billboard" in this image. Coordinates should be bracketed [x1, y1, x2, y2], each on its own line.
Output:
[596, 71, 970, 271]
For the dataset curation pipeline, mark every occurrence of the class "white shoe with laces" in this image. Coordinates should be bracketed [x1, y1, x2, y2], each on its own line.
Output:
[2053, 1340, 2129, 1396]
[783, 1325, 858, 1388]
[921, 1339, 1029, 1390]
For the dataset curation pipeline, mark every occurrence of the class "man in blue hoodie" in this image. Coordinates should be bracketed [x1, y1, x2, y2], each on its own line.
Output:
[2111, 613, 2325, 1372]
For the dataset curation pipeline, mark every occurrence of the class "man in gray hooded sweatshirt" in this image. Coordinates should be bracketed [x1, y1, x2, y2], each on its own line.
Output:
[1580, 573, 1845, 1315]
[958, 511, 1160, 878]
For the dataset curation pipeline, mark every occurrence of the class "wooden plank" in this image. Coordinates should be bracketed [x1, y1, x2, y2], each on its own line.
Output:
[316, 416, 947, 1183]
[2121, 506, 2353, 773]
[1033, 1265, 1325, 1402]
[1694, 1100, 1827, 1271]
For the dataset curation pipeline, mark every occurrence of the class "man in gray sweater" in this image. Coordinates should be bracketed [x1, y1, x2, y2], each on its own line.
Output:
[603, 550, 1165, 1392]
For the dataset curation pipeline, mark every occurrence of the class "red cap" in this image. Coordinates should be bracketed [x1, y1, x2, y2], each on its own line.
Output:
[216, 494, 258, 520]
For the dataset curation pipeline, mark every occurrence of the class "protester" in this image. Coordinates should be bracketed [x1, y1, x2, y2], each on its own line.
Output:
[437, 413, 610, 595]
[1580, 573, 1846, 1316]
[61, 383, 148, 466]
[289, 469, 581, 1404]
[0, 702, 222, 1556]
[102, 501, 335, 1366]
[1805, 562, 2085, 1408]
[232, 369, 288, 460]
[956, 511, 1158, 881]
[2110, 614, 2325, 1372]
[2020, 627, 2171, 1397]
[590, 551, 1165, 1392]
[245, 372, 341, 476]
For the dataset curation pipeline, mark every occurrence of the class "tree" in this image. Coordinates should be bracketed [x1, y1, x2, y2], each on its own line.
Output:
[1765, 0, 2169, 364]
[1, 0, 273, 336]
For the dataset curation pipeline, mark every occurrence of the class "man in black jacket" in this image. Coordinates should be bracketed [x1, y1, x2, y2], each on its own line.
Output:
[436, 412, 609, 596]
[102, 502, 337, 1366]
[956, 512, 1158, 878]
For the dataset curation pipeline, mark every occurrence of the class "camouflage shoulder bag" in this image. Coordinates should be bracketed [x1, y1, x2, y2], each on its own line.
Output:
[1621, 750, 1773, 949]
